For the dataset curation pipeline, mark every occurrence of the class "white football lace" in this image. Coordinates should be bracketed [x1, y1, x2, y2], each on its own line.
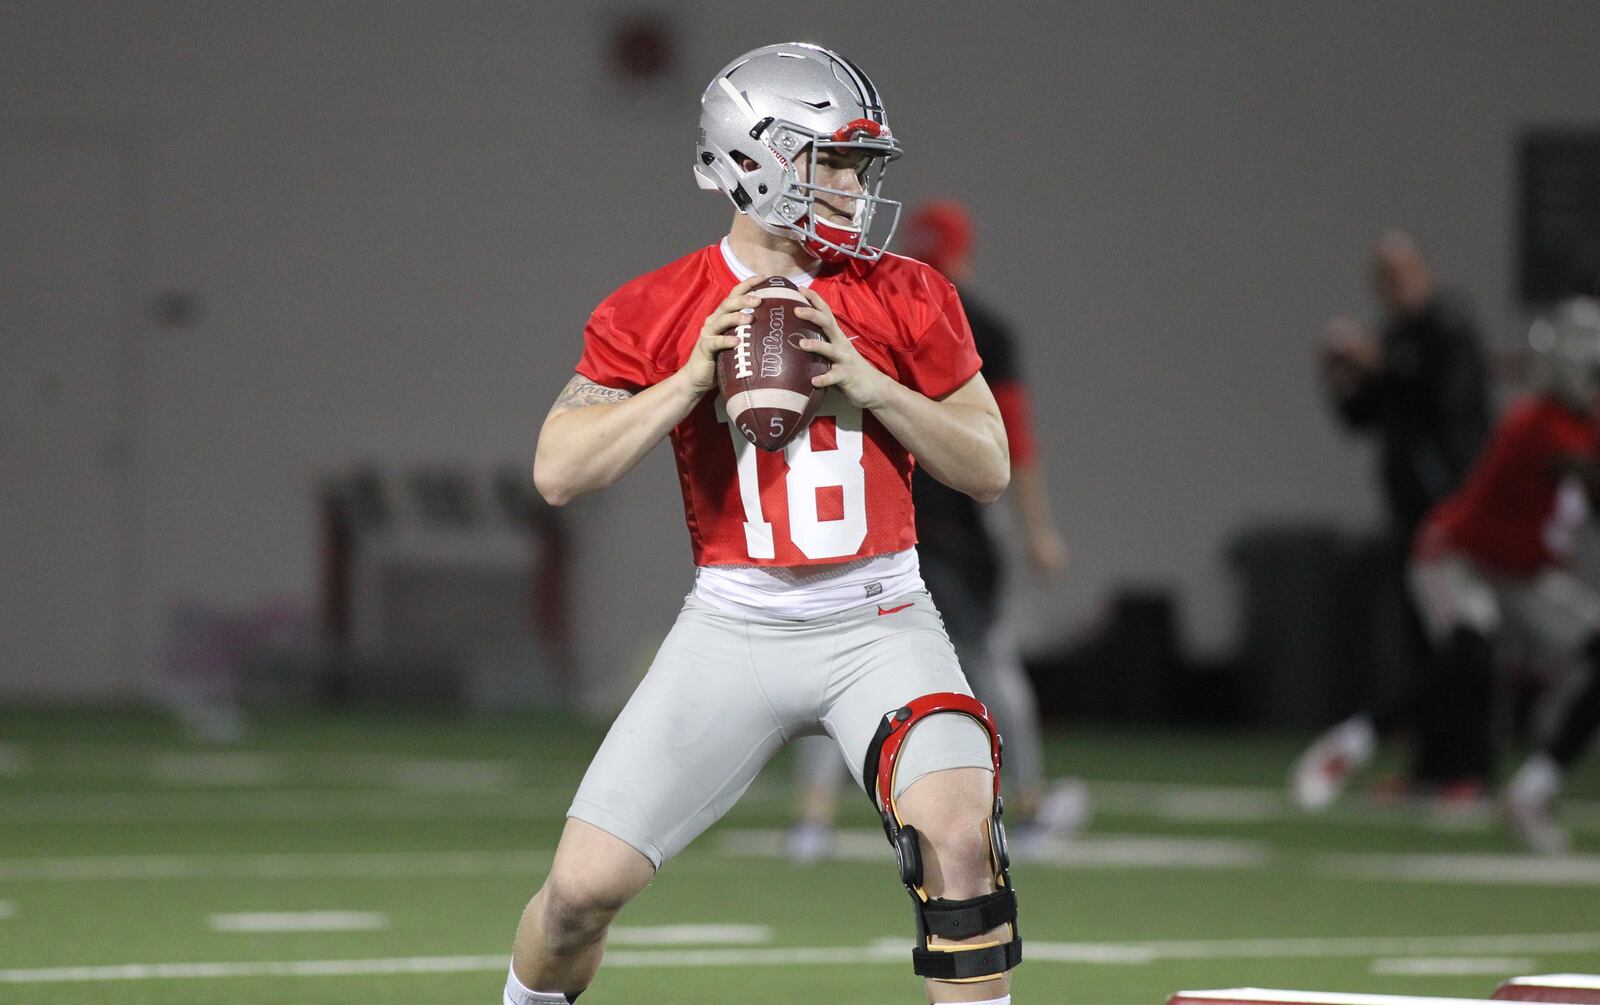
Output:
[733, 324, 754, 379]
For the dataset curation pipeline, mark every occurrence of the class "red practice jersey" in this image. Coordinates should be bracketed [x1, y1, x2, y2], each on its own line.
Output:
[1418, 395, 1600, 576]
[576, 244, 982, 567]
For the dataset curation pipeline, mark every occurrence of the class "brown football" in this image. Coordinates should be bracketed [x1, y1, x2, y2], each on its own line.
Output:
[716, 276, 829, 451]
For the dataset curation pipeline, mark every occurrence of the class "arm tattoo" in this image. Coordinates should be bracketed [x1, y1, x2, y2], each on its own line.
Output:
[550, 374, 633, 415]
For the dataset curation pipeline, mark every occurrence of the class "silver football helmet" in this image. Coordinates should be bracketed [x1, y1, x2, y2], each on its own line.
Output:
[1530, 296, 1600, 410]
[695, 42, 903, 263]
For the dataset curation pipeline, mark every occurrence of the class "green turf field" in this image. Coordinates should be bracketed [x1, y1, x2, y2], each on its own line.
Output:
[0, 708, 1595, 1004]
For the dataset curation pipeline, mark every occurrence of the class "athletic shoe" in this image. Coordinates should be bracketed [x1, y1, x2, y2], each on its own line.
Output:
[1032, 778, 1093, 838]
[784, 821, 835, 865]
[1504, 754, 1569, 855]
[1289, 715, 1376, 811]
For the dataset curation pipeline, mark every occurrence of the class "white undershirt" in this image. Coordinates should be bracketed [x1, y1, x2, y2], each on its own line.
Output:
[695, 239, 921, 620]
[695, 548, 925, 620]
[719, 236, 819, 286]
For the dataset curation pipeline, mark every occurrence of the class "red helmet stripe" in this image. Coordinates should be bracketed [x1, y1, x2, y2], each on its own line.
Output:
[832, 118, 887, 142]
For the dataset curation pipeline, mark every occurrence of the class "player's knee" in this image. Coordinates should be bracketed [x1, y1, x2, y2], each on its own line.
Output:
[539, 873, 630, 946]
[901, 788, 997, 899]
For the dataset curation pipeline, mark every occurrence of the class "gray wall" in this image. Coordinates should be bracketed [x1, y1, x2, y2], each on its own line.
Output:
[4, 2, 1599, 708]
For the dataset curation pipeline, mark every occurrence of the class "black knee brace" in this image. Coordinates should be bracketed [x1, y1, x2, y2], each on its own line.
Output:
[862, 693, 1021, 983]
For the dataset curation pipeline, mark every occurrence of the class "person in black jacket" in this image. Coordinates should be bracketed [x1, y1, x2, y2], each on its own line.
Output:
[1293, 230, 1492, 808]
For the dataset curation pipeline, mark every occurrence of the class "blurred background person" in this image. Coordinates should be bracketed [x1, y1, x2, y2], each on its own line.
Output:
[1410, 296, 1600, 852]
[1293, 230, 1492, 808]
[788, 199, 1086, 863]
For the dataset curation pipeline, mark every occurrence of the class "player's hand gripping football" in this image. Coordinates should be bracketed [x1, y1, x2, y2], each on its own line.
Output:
[681, 276, 768, 396]
[795, 288, 892, 411]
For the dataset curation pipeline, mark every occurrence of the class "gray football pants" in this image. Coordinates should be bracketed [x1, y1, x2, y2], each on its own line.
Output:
[795, 570, 1046, 804]
[568, 589, 991, 868]
[793, 623, 1046, 804]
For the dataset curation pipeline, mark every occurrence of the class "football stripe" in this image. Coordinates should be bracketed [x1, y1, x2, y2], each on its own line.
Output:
[749, 286, 809, 304]
[725, 389, 813, 416]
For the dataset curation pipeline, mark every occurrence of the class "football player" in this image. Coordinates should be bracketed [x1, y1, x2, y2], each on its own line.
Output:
[505, 44, 1019, 1005]
[1298, 297, 1600, 852]
[1415, 297, 1600, 853]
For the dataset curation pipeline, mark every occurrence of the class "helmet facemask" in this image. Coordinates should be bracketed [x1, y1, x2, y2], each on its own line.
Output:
[775, 119, 902, 263]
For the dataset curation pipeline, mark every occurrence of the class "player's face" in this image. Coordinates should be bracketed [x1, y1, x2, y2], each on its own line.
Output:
[803, 146, 870, 223]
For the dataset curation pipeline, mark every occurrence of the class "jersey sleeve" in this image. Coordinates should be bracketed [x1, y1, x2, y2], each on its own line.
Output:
[574, 303, 653, 392]
[902, 278, 983, 399]
[991, 383, 1039, 467]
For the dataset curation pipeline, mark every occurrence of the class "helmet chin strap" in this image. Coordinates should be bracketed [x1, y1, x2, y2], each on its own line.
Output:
[797, 200, 868, 263]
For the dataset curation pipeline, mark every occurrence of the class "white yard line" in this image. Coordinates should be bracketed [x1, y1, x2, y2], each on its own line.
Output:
[0, 901, 14, 920]
[1321, 852, 1600, 886]
[1089, 781, 1600, 834]
[208, 911, 388, 933]
[6, 931, 1597, 983]
[1370, 957, 1538, 977]
[607, 925, 771, 946]
[151, 752, 521, 791]
[0, 849, 550, 882]
[0, 955, 513, 983]
[0, 788, 574, 824]
[717, 828, 1271, 870]
[4, 841, 1597, 890]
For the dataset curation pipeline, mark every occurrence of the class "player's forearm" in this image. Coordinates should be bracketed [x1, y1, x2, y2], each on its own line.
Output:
[872, 381, 1010, 503]
[534, 373, 701, 505]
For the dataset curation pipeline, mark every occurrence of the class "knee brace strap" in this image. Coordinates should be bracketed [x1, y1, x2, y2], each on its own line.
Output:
[922, 889, 1018, 940]
[914, 936, 1024, 982]
[863, 693, 1021, 983]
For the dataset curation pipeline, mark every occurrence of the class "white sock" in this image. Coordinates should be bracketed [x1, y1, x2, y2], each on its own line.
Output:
[504, 963, 573, 1005]
[1511, 752, 1562, 800]
[950, 996, 1010, 1005]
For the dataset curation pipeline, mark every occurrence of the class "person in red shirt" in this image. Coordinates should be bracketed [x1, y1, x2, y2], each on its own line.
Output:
[505, 44, 1019, 1005]
[1411, 297, 1600, 852]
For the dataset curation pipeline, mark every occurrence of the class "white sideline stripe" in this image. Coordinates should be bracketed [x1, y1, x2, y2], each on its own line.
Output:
[725, 388, 813, 416]
[5, 931, 1600, 984]
[148, 753, 519, 791]
[717, 828, 1270, 870]
[0, 956, 513, 984]
[1371, 956, 1537, 977]
[2, 843, 1593, 890]
[1090, 781, 1600, 834]
[1322, 852, 1600, 886]
[0, 787, 579, 823]
[1176, 991, 1522, 1005]
[0, 849, 551, 882]
[208, 911, 388, 933]
[607, 925, 771, 946]
[1506, 975, 1600, 990]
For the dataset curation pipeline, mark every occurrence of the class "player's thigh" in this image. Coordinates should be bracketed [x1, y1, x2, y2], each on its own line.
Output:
[1506, 568, 1600, 661]
[822, 591, 992, 799]
[569, 597, 786, 868]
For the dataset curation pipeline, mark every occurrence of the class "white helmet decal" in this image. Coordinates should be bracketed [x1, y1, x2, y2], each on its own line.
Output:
[695, 42, 903, 262]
